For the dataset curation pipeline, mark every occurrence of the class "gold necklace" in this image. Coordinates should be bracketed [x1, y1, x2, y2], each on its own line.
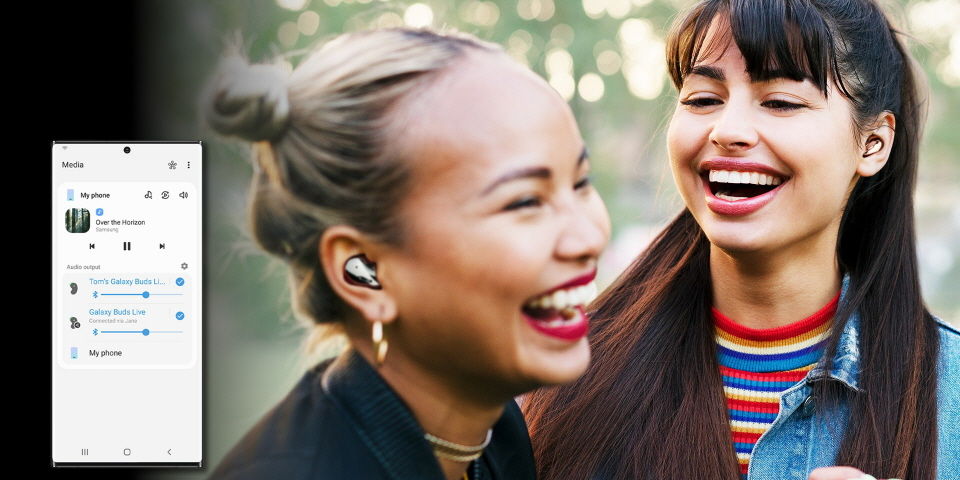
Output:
[424, 429, 492, 463]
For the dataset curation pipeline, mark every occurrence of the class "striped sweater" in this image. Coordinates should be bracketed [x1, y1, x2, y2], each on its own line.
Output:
[713, 293, 839, 478]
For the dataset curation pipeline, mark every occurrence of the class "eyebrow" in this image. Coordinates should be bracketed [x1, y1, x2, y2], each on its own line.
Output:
[480, 147, 588, 196]
[689, 65, 725, 82]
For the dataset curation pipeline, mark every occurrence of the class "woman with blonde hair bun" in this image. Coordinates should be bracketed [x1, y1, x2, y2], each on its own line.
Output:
[202, 27, 611, 480]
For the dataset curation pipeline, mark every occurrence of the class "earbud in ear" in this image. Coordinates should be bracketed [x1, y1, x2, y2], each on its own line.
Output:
[863, 139, 883, 157]
[344, 254, 381, 290]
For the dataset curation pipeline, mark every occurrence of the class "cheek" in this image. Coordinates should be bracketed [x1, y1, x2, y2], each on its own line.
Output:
[771, 130, 859, 195]
[406, 220, 539, 306]
[395, 232, 534, 361]
[666, 114, 706, 177]
[586, 193, 612, 240]
[666, 114, 684, 166]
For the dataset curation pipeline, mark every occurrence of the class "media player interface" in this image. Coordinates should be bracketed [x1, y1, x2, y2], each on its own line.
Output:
[52, 142, 202, 466]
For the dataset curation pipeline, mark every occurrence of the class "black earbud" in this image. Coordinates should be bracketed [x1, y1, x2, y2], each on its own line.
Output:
[344, 254, 381, 290]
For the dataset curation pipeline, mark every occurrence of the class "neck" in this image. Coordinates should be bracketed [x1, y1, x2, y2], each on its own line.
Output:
[354, 345, 504, 480]
[709, 238, 841, 329]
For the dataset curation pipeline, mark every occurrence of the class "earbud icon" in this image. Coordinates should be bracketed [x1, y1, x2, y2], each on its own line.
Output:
[69, 282, 78, 295]
[344, 255, 381, 290]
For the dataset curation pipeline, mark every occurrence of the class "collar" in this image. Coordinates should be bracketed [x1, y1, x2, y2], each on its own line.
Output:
[807, 273, 862, 391]
[320, 348, 445, 479]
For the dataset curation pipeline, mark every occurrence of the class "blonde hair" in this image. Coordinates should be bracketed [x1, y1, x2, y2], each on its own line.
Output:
[202, 28, 502, 358]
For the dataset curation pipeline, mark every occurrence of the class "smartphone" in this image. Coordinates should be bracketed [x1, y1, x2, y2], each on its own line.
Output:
[51, 141, 202, 467]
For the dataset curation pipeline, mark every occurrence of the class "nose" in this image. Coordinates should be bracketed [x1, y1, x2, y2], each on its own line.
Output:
[709, 99, 758, 152]
[555, 197, 610, 263]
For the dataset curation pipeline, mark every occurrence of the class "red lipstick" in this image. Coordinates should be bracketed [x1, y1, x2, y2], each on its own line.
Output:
[699, 158, 790, 216]
[699, 158, 789, 178]
[534, 269, 597, 298]
[523, 306, 589, 341]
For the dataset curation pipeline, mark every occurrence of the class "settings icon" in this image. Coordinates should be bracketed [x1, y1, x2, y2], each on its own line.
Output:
[168, 160, 178, 170]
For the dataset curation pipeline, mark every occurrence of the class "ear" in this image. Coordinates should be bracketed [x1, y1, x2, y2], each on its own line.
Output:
[856, 111, 895, 177]
[319, 225, 398, 327]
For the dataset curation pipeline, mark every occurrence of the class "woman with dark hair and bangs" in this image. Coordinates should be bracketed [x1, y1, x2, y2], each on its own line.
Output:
[522, 1, 959, 479]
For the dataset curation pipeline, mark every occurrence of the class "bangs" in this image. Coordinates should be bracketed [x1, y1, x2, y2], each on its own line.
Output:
[667, 0, 843, 97]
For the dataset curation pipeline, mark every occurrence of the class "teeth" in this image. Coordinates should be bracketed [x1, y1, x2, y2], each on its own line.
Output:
[525, 281, 599, 312]
[540, 295, 553, 309]
[708, 169, 783, 186]
[565, 287, 580, 307]
[552, 290, 569, 310]
[717, 193, 748, 201]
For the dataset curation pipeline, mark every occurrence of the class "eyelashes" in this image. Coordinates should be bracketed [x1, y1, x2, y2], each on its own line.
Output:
[760, 99, 807, 111]
[574, 175, 592, 190]
[679, 97, 809, 111]
[504, 196, 541, 211]
[503, 176, 593, 212]
[679, 97, 722, 108]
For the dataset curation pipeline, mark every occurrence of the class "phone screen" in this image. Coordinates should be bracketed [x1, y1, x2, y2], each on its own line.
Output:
[51, 141, 202, 467]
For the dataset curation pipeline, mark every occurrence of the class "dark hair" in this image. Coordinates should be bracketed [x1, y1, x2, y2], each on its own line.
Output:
[202, 28, 501, 352]
[522, 1, 939, 479]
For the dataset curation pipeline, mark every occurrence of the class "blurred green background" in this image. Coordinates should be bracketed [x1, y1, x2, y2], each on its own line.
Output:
[137, 0, 959, 477]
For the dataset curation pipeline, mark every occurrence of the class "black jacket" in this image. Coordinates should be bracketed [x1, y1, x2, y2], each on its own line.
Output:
[209, 348, 537, 479]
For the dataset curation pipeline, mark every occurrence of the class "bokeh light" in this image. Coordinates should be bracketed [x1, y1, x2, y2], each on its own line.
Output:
[276, 0, 310, 11]
[618, 18, 666, 99]
[404, 3, 434, 27]
[297, 11, 320, 35]
[578, 73, 606, 102]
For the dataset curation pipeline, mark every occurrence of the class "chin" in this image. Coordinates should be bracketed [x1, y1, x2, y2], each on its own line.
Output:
[521, 339, 591, 387]
[702, 220, 781, 254]
[709, 236, 769, 255]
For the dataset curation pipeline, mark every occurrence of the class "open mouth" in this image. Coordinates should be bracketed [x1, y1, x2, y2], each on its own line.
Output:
[703, 170, 787, 201]
[521, 281, 596, 323]
[520, 281, 598, 340]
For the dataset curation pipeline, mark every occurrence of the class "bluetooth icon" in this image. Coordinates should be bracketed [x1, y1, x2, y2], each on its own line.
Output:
[92, 291, 99, 298]
[92, 328, 99, 336]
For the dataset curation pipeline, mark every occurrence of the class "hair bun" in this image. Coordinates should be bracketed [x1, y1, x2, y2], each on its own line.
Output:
[204, 55, 291, 142]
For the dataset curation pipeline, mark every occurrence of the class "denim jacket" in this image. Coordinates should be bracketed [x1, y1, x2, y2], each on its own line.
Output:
[746, 275, 960, 479]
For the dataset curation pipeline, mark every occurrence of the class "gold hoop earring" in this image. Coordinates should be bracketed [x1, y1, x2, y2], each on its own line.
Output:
[372, 319, 388, 368]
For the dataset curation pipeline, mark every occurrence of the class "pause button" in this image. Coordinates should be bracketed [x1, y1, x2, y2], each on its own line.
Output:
[123, 241, 131, 251]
